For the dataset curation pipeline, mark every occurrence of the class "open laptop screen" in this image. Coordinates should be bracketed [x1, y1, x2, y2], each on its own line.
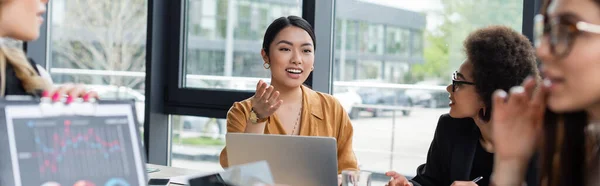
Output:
[0, 101, 146, 186]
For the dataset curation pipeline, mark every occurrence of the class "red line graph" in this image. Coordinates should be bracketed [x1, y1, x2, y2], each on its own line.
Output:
[36, 120, 122, 174]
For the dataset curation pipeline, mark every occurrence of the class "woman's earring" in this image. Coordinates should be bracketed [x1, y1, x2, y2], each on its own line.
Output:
[263, 63, 270, 69]
[479, 108, 487, 118]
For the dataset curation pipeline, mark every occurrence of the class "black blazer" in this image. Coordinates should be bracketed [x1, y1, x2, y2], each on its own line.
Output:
[409, 114, 538, 186]
[3, 58, 42, 96]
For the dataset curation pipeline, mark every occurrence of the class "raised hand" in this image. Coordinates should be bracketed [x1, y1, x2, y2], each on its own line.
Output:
[490, 77, 548, 185]
[250, 80, 283, 119]
[491, 77, 547, 162]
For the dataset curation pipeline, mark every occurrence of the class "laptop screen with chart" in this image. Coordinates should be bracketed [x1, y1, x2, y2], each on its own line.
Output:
[0, 101, 146, 186]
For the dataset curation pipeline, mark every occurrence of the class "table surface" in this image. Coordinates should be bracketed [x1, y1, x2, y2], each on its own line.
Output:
[147, 163, 206, 186]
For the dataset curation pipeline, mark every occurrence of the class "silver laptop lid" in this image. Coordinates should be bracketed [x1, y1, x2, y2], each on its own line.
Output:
[226, 133, 338, 186]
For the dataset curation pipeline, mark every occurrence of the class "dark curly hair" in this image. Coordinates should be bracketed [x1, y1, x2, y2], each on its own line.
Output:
[464, 25, 538, 121]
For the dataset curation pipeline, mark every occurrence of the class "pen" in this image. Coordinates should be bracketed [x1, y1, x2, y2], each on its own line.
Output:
[472, 176, 483, 183]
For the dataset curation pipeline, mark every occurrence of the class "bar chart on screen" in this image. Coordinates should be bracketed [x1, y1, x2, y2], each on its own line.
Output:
[10, 116, 137, 186]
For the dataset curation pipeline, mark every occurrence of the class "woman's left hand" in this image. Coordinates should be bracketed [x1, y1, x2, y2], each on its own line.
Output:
[384, 171, 412, 186]
[43, 83, 98, 103]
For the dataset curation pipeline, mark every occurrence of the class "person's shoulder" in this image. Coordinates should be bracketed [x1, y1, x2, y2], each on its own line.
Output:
[306, 87, 340, 106]
[314, 90, 336, 101]
[228, 97, 253, 113]
[435, 114, 477, 135]
[438, 114, 474, 124]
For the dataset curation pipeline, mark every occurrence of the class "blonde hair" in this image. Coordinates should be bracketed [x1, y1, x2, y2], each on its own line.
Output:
[0, 46, 51, 96]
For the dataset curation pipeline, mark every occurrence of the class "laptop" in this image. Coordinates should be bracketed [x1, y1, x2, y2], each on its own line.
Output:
[0, 99, 147, 186]
[226, 133, 338, 186]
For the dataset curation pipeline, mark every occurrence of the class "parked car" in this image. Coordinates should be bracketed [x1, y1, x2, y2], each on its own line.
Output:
[356, 87, 413, 117]
[405, 80, 449, 108]
[178, 116, 226, 139]
[333, 87, 362, 119]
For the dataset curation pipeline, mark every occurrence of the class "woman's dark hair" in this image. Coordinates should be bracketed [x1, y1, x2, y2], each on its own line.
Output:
[536, 1, 600, 185]
[262, 16, 316, 56]
[463, 25, 539, 122]
[540, 110, 587, 186]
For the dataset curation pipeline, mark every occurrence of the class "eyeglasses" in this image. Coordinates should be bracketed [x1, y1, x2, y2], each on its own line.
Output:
[534, 14, 600, 58]
[452, 71, 474, 92]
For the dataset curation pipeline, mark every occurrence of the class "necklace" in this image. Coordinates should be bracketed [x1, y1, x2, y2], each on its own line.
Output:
[290, 106, 302, 135]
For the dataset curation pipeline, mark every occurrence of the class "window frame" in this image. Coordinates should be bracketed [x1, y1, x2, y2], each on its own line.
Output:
[150, 0, 334, 165]
[162, 0, 333, 120]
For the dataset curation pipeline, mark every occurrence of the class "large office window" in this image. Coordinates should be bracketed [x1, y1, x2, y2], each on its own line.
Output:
[385, 27, 410, 56]
[48, 0, 147, 131]
[171, 0, 302, 172]
[359, 22, 384, 55]
[333, 0, 523, 176]
[184, 0, 301, 91]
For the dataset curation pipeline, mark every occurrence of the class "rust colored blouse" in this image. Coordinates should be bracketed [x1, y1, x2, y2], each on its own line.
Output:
[219, 85, 358, 173]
